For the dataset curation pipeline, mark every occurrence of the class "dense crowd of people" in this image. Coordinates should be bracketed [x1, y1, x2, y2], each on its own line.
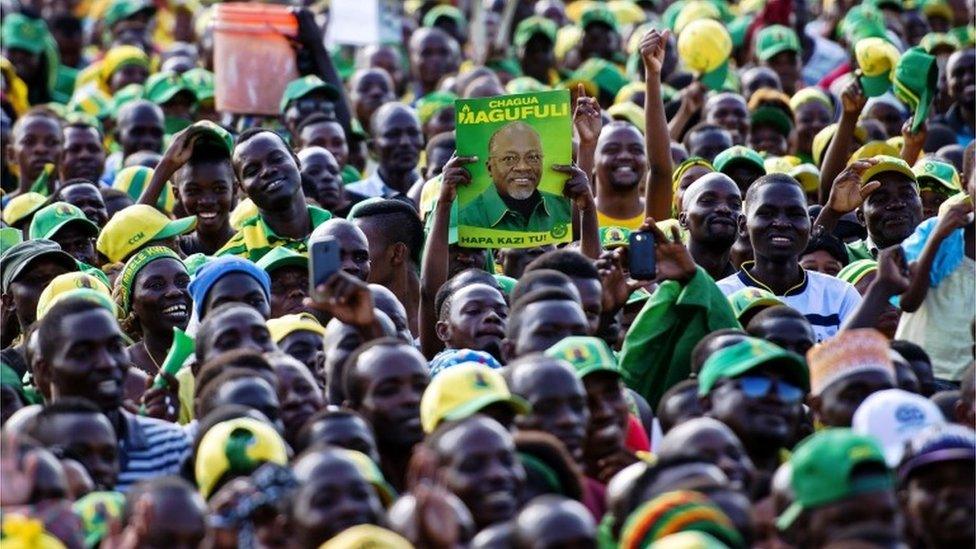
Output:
[0, 0, 974, 547]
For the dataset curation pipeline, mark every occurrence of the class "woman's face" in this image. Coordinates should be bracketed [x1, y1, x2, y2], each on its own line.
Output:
[132, 258, 191, 335]
[794, 101, 832, 156]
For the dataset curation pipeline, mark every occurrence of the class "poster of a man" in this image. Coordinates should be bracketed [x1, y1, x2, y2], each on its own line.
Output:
[454, 89, 574, 248]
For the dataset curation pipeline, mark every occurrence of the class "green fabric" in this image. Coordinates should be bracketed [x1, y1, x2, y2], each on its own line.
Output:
[619, 267, 741, 409]
[29, 202, 99, 240]
[846, 239, 876, 262]
[713, 145, 766, 174]
[458, 187, 571, 233]
[893, 47, 938, 133]
[54, 64, 78, 103]
[341, 164, 361, 184]
[697, 338, 810, 395]
[216, 205, 333, 262]
[755, 24, 800, 61]
[546, 336, 620, 378]
[279, 75, 339, 113]
[514, 16, 558, 49]
[116, 246, 182, 314]
[2, 13, 48, 54]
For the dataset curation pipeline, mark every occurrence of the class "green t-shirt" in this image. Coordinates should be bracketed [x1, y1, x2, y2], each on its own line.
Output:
[458, 186, 571, 234]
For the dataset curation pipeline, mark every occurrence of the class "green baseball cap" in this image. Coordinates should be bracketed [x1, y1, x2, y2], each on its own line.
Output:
[416, 91, 457, 125]
[2, 13, 49, 55]
[914, 157, 962, 194]
[751, 106, 794, 137]
[755, 25, 800, 61]
[110, 83, 145, 118]
[776, 429, 893, 530]
[600, 226, 632, 249]
[698, 338, 809, 396]
[279, 75, 340, 113]
[256, 246, 307, 274]
[571, 58, 630, 99]
[28, 202, 100, 241]
[545, 336, 620, 379]
[423, 5, 466, 33]
[580, 4, 619, 32]
[0, 228, 23, 255]
[143, 71, 196, 105]
[713, 145, 766, 175]
[187, 120, 234, 155]
[726, 287, 783, 322]
[182, 68, 215, 102]
[840, 5, 888, 44]
[514, 16, 558, 50]
[104, 0, 156, 28]
[0, 239, 79, 294]
[893, 47, 938, 133]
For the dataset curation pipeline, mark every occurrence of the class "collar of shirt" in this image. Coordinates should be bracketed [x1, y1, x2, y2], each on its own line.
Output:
[350, 170, 419, 198]
[735, 260, 810, 296]
[480, 186, 554, 228]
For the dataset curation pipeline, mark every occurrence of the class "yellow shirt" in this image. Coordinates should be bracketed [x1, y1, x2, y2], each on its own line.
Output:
[597, 209, 646, 230]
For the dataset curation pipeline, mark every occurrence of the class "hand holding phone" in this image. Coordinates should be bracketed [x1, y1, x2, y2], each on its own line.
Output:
[309, 235, 340, 296]
[629, 230, 656, 280]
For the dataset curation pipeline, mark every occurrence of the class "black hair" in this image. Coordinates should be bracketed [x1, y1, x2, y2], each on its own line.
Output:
[688, 328, 747, 376]
[99, 187, 133, 205]
[524, 249, 599, 280]
[923, 123, 958, 153]
[37, 297, 109, 362]
[195, 303, 263, 362]
[124, 476, 199, 523]
[426, 131, 456, 157]
[507, 287, 580, 341]
[802, 228, 850, 266]
[29, 397, 106, 442]
[930, 389, 961, 419]
[746, 305, 809, 334]
[682, 122, 728, 150]
[434, 269, 502, 321]
[64, 118, 103, 139]
[743, 172, 804, 207]
[349, 199, 425, 266]
[296, 113, 341, 136]
[656, 379, 701, 433]
[293, 406, 372, 454]
[509, 269, 576, 305]
[889, 340, 931, 366]
[195, 367, 277, 420]
[194, 349, 276, 401]
[235, 127, 289, 150]
[513, 430, 585, 502]
[57, 179, 101, 195]
[341, 337, 414, 407]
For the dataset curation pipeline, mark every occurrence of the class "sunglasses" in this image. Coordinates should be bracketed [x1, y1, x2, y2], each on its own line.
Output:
[734, 375, 804, 403]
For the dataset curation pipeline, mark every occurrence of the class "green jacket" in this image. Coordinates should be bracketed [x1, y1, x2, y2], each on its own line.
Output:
[458, 186, 571, 233]
[618, 267, 742, 409]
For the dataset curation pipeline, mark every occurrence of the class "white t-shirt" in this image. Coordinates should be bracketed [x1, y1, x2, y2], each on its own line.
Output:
[717, 266, 863, 341]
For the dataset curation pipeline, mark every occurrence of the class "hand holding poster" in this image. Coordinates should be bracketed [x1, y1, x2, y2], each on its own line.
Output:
[455, 90, 573, 248]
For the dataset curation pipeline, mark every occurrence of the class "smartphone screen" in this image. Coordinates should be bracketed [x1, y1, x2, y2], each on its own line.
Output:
[629, 231, 656, 280]
[308, 236, 340, 295]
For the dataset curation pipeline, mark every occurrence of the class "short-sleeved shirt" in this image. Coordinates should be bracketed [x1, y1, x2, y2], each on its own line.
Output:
[115, 410, 191, 492]
[458, 186, 571, 233]
[215, 205, 332, 262]
[846, 238, 878, 262]
[597, 209, 645, 230]
[717, 262, 863, 341]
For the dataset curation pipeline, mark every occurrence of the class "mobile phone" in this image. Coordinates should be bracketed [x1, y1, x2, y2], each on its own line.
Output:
[309, 235, 340, 295]
[629, 230, 656, 280]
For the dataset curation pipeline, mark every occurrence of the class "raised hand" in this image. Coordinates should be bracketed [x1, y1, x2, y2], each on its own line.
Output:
[875, 245, 911, 296]
[679, 81, 705, 114]
[553, 163, 595, 209]
[141, 371, 180, 422]
[160, 125, 203, 168]
[639, 218, 697, 283]
[934, 197, 975, 240]
[438, 154, 477, 204]
[901, 116, 927, 151]
[827, 158, 882, 214]
[573, 83, 602, 146]
[597, 248, 634, 314]
[639, 28, 670, 77]
[305, 270, 376, 328]
[840, 78, 867, 116]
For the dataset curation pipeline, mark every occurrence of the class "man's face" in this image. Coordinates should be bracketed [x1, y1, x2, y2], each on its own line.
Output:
[571, 276, 602, 335]
[139, 490, 207, 549]
[215, 377, 283, 432]
[52, 223, 96, 265]
[764, 51, 800, 95]
[426, 143, 454, 180]
[804, 490, 900, 547]
[234, 133, 302, 211]
[203, 272, 271, 319]
[705, 96, 749, 145]
[45, 412, 119, 490]
[748, 124, 788, 156]
[794, 101, 832, 156]
[595, 125, 647, 190]
[745, 183, 811, 262]
[306, 415, 380, 463]
[919, 188, 950, 220]
[269, 266, 309, 319]
[705, 364, 803, 452]
[864, 102, 906, 139]
[10, 116, 62, 183]
[741, 68, 782, 100]
[61, 126, 104, 182]
[298, 121, 348, 167]
[581, 371, 630, 464]
[351, 345, 428, 449]
[292, 456, 383, 546]
[47, 308, 129, 411]
[352, 69, 395, 126]
[681, 174, 742, 248]
[7, 257, 72, 328]
[749, 316, 815, 356]
[662, 423, 756, 494]
[861, 174, 922, 248]
[60, 183, 108, 227]
[725, 164, 765, 196]
[687, 130, 733, 163]
[816, 370, 894, 427]
[511, 360, 590, 461]
[903, 460, 975, 547]
[299, 148, 343, 211]
[581, 23, 619, 61]
[424, 106, 456, 141]
[946, 49, 976, 106]
[174, 160, 235, 235]
[510, 300, 589, 358]
[278, 330, 323, 374]
[374, 109, 423, 174]
[283, 91, 336, 135]
[800, 249, 844, 277]
[410, 32, 456, 88]
[520, 34, 555, 79]
[441, 284, 508, 359]
[368, 47, 405, 93]
[487, 124, 544, 200]
[437, 419, 525, 530]
[198, 309, 276, 363]
[325, 224, 371, 281]
[118, 106, 164, 157]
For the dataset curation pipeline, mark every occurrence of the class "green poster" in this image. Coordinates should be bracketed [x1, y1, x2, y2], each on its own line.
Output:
[455, 89, 573, 248]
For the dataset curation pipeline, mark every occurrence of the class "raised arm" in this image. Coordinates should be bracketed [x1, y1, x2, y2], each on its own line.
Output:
[814, 159, 881, 234]
[294, 8, 353, 136]
[668, 82, 704, 141]
[641, 29, 675, 221]
[554, 163, 600, 259]
[819, 79, 866, 204]
[842, 246, 910, 331]
[899, 117, 927, 166]
[899, 200, 974, 312]
[137, 127, 199, 207]
[573, 83, 601, 192]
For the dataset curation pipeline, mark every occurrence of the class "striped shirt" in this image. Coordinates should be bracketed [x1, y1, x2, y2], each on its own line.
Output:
[717, 262, 862, 342]
[215, 205, 332, 263]
[115, 411, 191, 492]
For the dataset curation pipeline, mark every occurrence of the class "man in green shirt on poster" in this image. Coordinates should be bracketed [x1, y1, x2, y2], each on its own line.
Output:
[458, 121, 572, 233]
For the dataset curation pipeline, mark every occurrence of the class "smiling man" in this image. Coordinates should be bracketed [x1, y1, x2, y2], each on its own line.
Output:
[594, 122, 648, 230]
[459, 121, 572, 232]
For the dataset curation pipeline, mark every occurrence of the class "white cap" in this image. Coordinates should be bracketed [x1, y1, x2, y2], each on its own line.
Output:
[853, 388, 946, 467]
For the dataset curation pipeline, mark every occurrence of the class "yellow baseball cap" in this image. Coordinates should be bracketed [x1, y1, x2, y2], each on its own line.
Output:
[35, 272, 113, 320]
[677, 19, 732, 91]
[113, 166, 176, 215]
[420, 363, 530, 433]
[811, 124, 869, 167]
[266, 312, 326, 343]
[96, 205, 196, 263]
[2, 192, 46, 226]
[790, 163, 822, 194]
[607, 102, 646, 133]
[849, 141, 901, 163]
[860, 155, 917, 184]
[317, 525, 412, 549]
[855, 38, 901, 97]
[195, 417, 289, 500]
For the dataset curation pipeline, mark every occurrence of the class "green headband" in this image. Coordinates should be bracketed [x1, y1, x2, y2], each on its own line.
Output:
[836, 259, 878, 286]
[518, 452, 564, 495]
[115, 246, 182, 314]
[672, 157, 715, 190]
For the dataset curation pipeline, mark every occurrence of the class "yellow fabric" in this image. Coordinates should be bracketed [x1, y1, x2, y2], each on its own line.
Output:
[2, 193, 46, 225]
[267, 313, 326, 343]
[177, 365, 194, 424]
[318, 525, 413, 549]
[0, 57, 29, 116]
[597, 209, 647, 230]
[36, 272, 112, 320]
[195, 417, 288, 499]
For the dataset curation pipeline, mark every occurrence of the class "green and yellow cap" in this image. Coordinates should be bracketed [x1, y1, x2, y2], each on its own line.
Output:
[919, 32, 960, 55]
[67, 85, 112, 120]
[1, 13, 49, 55]
[2, 192, 47, 226]
[698, 338, 809, 396]
[713, 145, 766, 174]
[100, 45, 149, 83]
[266, 312, 325, 344]
[893, 47, 938, 133]
[194, 417, 289, 500]
[514, 15, 558, 49]
[505, 76, 550, 95]
[185, 119, 234, 155]
[36, 272, 113, 320]
[420, 363, 530, 433]
[849, 140, 901, 163]
[580, 4, 619, 32]
[28, 202, 99, 241]
[678, 18, 732, 91]
[279, 75, 340, 113]
[860, 155, 917, 184]
[913, 157, 962, 194]
[726, 287, 783, 322]
[751, 105, 794, 137]
[0, 227, 22, 255]
[103, 0, 155, 28]
[919, 0, 953, 20]
[840, 5, 888, 44]
[255, 246, 307, 274]
[423, 4, 466, 34]
[607, 102, 646, 133]
[73, 491, 126, 549]
[113, 166, 176, 214]
[755, 25, 801, 61]
[600, 226, 632, 249]
[674, 0, 722, 34]
[319, 525, 412, 549]
[545, 336, 620, 379]
[96, 204, 196, 264]
[855, 37, 901, 97]
[571, 57, 630, 98]
[812, 123, 869, 167]
[182, 67, 215, 102]
[949, 25, 975, 47]
[143, 71, 196, 105]
[836, 259, 878, 286]
[776, 428, 892, 530]
[416, 90, 457, 125]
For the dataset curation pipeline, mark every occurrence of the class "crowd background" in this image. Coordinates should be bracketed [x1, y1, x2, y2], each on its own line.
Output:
[0, 0, 974, 547]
